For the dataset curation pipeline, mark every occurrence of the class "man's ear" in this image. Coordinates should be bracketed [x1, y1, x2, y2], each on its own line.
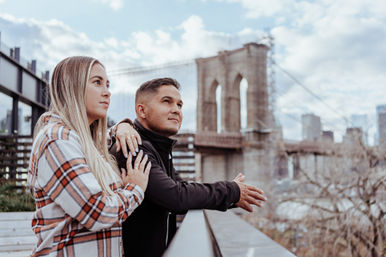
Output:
[136, 104, 146, 119]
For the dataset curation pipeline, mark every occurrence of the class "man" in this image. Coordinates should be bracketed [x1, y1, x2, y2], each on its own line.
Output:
[110, 78, 267, 257]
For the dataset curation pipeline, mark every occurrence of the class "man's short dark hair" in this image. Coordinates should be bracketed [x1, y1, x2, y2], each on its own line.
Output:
[135, 77, 180, 104]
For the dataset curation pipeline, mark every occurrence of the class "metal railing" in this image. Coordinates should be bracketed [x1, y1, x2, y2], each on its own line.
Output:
[0, 135, 32, 186]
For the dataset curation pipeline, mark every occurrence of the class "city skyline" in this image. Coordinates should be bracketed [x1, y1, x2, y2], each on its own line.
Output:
[0, 0, 385, 143]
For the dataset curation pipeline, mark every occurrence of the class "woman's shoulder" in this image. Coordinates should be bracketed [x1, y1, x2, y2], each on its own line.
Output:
[34, 119, 80, 151]
[44, 122, 74, 141]
[31, 122, 83, 165]
[38, 123, 76, 142]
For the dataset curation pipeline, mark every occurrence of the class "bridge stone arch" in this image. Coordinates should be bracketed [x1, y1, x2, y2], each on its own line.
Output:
[230, 73, 245, 131]
[196, 43, 269, 134]
[195, 43, 274, 190]
[206, 79, 222, 132]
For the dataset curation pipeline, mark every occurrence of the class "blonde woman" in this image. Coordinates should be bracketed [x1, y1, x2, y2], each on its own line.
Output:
[27, 56, 150, 256]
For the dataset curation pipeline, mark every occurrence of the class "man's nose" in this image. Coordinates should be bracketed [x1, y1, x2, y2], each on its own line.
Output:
[171, 104, 181, 114]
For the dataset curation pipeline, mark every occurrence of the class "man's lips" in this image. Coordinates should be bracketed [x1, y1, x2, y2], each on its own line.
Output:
[168, 118, 180, 123]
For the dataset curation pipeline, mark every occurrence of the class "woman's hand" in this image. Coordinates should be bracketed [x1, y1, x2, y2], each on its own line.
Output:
[121, 150, 151, 191]
[115, 122, 142, 158]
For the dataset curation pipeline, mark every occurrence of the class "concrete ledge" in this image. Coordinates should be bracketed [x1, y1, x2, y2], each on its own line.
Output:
[205, 210, 296, 257]
[164, 210, 296, 257]
[163, 210, 216, 257]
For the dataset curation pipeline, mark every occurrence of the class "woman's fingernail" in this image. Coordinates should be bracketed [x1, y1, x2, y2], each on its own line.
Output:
[133, 152, 136, 156]
[124, 153, 128, 158]
[136, 148, 139, 152]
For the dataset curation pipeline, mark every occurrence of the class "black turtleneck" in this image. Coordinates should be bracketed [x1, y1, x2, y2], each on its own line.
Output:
[133, 119, 176, 177]
[110, 119, 240, 257]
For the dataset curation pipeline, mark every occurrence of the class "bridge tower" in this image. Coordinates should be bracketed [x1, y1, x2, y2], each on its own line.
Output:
[194, 43, 275, 188]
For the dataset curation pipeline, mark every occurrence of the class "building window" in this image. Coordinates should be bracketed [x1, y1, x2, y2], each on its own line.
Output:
[18, 101, 32, 135]
[22, 72, 37, 101]
[0, 92, 13, 135]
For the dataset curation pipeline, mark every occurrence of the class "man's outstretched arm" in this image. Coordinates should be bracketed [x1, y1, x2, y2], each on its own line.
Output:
[112, 142, 266, 213]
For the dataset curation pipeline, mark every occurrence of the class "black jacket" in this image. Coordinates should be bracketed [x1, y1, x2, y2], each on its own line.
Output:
[110, 120, 240, 257]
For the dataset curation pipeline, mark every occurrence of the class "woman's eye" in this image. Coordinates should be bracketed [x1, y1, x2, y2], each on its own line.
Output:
[94, 80, 101, 85]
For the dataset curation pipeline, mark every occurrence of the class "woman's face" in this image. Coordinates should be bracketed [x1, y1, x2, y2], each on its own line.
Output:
[85, 63, 111, 125]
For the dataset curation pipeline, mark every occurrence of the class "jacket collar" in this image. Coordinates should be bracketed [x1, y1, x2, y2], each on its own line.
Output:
[134, 119, 177, 154]
[40, 112, 64, 125]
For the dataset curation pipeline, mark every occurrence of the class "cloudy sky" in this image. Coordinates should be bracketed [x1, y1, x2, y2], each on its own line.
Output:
[0, 0, 385, 144]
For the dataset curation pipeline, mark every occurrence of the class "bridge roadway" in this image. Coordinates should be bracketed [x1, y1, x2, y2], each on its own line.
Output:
[0, 210, 296, 257]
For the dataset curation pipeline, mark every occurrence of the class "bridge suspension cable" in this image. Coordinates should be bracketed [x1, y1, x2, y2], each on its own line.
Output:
[274, 62, 349, 126]
[107, 59, 195, 77]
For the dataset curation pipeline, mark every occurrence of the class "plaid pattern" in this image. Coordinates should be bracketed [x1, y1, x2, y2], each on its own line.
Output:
[27, 114, 144, 257]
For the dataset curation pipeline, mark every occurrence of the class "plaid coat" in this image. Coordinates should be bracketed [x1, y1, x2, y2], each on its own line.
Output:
[27, 114, 144, 256]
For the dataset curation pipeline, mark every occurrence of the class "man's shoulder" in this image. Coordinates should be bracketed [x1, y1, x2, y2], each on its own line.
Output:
[140, 140, 158, 155]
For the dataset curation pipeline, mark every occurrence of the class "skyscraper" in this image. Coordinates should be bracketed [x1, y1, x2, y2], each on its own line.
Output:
[322, 130, 334, 143]
[377, 105, 386, 145]
[350, 114, 369, 145]
[301, 113, 321, 141]
[343, 127, 364, 145]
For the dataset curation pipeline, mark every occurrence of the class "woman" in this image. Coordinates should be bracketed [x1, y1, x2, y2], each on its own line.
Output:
[27, 56, 150, 256]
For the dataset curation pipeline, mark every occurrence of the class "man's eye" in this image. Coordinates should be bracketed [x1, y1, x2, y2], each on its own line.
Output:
[163, 99, 169, 103]
[177, 104, 182, 108]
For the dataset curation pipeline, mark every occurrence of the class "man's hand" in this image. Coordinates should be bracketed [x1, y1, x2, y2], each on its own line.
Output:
[233, 173, 267, 212]
[115, 122, 142, 158]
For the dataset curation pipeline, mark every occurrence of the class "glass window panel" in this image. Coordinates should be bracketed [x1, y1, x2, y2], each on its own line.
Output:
[0, 92, 13, 135]
[18, 101, 32, 135]
[0, 57, 18, 91]
[22, 72, 37, 101]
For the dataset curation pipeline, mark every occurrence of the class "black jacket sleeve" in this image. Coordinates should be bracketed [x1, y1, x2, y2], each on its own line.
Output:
[111, 142, 240, 214]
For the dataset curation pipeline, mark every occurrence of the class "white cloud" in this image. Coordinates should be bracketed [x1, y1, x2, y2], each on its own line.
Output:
[227, 0, 293, 18]
[100, 0, 123, 11]
[0, 0, 5, 4]
[126, 15, 263, 66]
[1, 13, 143, 68]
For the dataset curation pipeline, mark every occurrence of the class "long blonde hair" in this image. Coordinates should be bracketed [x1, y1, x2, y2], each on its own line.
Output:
[36, 56, 121, 195]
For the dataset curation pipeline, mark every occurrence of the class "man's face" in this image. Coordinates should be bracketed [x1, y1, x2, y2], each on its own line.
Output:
[138, 85, 183, 137]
